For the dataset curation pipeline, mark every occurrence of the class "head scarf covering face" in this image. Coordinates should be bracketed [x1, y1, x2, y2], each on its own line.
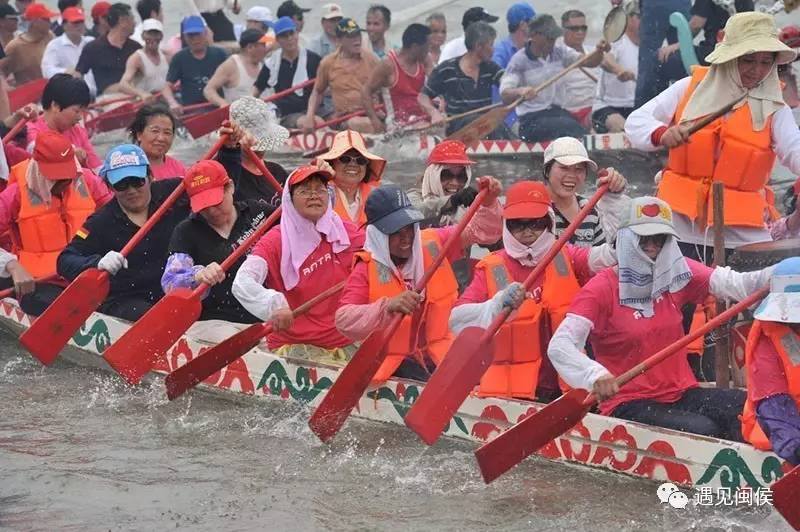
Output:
[364, 223, 425, 289]
[279, 175, 351, 290]
[501, 209, 557, 267]
[24, 157, 82, 206]
[680, 59, 784, 131]
[615, 227, 693, 318]
[421, 163, 473, 225]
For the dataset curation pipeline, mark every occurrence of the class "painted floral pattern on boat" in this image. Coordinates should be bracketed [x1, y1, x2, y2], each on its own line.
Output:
[0, 302, 787, 492]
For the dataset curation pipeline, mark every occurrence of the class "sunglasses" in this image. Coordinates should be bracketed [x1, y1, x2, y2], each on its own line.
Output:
[564, 25, 588, 32]
[339, 154, 368, 166]
[506, 218, 550, 232]
[112, 176, 147, 192]
[441, 169, 468, 181]
[639, 234, 668, 247]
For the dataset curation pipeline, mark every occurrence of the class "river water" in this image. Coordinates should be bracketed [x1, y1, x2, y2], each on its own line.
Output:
[2, 1, 798, 530]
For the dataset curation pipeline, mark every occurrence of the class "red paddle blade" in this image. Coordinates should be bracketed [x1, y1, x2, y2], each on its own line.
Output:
[475, 388, 593, 484]
[103, 289, 202, 385]
[8, 79, 47, 111]
[165, 322, 267, 400]
[773, 465, 800, 530]
[19, 269, 110, 365]
[87, 103, 139, 134]
[307, 324, 396, 442]
[404, 327, 495, 445]
[183, 106, 228, 139]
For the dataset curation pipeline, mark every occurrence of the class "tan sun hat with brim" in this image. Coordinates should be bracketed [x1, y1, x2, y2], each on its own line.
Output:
[705, 12, 797, 66]
[319, 130, 386, 182]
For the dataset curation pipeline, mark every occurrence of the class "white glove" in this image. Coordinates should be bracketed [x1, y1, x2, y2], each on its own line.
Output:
[97, 251, 128, 275]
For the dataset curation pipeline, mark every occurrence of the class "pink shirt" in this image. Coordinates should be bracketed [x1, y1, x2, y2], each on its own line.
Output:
[26, 117, 103, 171]
[747, 330, 792, 403]
[253, 222, 365, 350]
[150, 155, 186, 181]
[568, 259, 713, 415]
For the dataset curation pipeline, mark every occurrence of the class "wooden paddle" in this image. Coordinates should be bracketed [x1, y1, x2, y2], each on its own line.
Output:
[8, 79, 47, 112]
[242, 146, 284, 193]
[475, 286, 769, 484]
[165, 280, 346, 400]
[2, 117, 30, 144]
[307, 187, 491, 442]
[403, 184, 610, 446]
[103, 205, 282, 385]
[183, 78, 317, 139]
[0, 274, 58, 300]
[19, 137, 228, 366]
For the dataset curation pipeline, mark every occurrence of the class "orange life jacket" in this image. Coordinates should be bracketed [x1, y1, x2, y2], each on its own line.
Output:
[474, 249, 581, 400]
[332, 182, 376, 226]
[355, 229, 458, 383]
[657, 66, 776, 228]
[741, 321, 800, 450]
[10, 159, 95, 277]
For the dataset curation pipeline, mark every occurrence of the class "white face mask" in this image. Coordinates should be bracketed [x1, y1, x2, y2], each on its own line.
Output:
[502, 222, 556, 267]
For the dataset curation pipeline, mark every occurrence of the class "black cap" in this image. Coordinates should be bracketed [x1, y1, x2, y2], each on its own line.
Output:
[365, 185, 424, 234]
[0, 4, 19, 18]
[239, 28, 265, 48]
[462, 7, 499, 30]
[277, 1, 310, 18]
[335, 17, 362, 37]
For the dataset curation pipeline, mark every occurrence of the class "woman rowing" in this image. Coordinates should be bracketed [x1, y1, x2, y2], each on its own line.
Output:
[543, 137, 629, 248]
[547, 197, 772, 439]
[741, 257, 800, 464]
[625, 12, 800, 259]
[161, 160, 277, 323]
[449, 178, 622, 402]
[128, 104, 186, 181]
[335, 180, 502, 381]
[232, 164, 364, 362]
[318, 130, 385, 225]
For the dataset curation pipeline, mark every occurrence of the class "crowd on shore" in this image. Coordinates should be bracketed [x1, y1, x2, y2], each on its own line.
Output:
[0, 3, 798, 467]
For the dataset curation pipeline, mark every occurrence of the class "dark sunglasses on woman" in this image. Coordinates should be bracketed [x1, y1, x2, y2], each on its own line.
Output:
[111, 176, 147, 192]
[506, 217, 550, 232]
[339, 154, 368, 166]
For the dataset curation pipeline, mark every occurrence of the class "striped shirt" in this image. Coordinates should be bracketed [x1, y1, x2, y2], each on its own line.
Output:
[422, 57, 504, 116]
[553, 195, 605, 247]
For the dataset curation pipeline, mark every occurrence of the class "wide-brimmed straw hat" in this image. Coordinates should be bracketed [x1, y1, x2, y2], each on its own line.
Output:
[229, 96, 290, 153]
[705, 12, 797, 66]
[319, 130, 386, 182]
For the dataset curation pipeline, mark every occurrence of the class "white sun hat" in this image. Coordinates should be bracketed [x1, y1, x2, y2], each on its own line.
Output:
[229, 96, 290, 153]
[543, 136, 598, 172]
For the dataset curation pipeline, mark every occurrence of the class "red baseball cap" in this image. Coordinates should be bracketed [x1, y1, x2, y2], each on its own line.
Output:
[504, 181, 551, 220]
[32, 131, 78, 180]
[24, 3, 57, 21]
[184, 160, 231, 212]
[288, 165, 333, 187]
[91, 1, 111, 19]
[62, 7, 85, 23]
[427, 140, 475, 166]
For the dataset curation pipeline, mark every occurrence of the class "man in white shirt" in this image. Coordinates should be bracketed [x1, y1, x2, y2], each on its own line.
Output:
[554, 10, 599, 128]
[41, 6, 93, 78]
[234, 6, 274, 41]
[591, 0, 639, 133]
[438, 7, 498, 64]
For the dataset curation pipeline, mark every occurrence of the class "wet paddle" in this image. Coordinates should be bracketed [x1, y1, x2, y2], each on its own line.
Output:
[773, 465, 800, 530]
[19, 137, 228, 366]
[102, 206, 282, 385]
[474, 286, 769, 484]
[165, 280, 346, 400]
[403, 184, 610, 446]
[2, 117, 30, 144]
[183, 79, 317, 139]
[8, 79, 47, 111]
[308, 187, 491, 442]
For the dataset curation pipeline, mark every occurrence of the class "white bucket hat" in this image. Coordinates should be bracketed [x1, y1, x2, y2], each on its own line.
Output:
[543, 137, 598, 172]
[705, 12, 797, 66]
[229, 96, 290, 153]
[754, 257, 800, 324]
[619, 196, 679, 237]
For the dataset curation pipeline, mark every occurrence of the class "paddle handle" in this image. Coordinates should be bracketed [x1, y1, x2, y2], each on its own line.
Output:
[191, 206, 283, 297]
[242, 146, 284, 193]
[0, 273, 59, 299]
[2, 117, 29, 144]
[523, 50, 602, 103]
[260, 279, 348, 335]
[290, 105, 385, 135]
[682, 95, 745, 135]
[120, 136, 227, 257]
[484, 184, 610, 338]
[263, 78, 316, 104]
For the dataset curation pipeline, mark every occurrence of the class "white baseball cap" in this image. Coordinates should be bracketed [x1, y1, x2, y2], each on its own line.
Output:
[141, 18, 164, 34]
[247, 6, 274, 24]
[543, 136, 598, 171]
[321, 3, 344, 20]
[620, 196, 678, 237]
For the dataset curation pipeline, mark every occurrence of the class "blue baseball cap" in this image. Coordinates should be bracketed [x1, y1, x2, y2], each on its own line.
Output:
[181, 15, 205, 35]
[507, 3, 535, 26]
[365, 185, 424, 234]
[273, 16, 297, 36]
[100, 144, 149, 185]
